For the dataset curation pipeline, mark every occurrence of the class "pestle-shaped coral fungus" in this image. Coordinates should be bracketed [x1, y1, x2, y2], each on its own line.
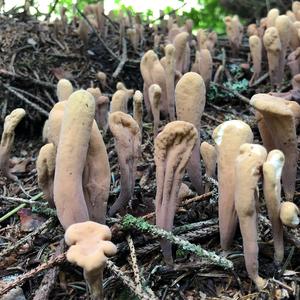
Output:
[175, 72, 206, 195]
[149, 84, 162, 138]
[173, 32, 190, 74]
[263, 27, 282, 87]
[249, 35, 262, 85]
[224, 15, 243, 56]
[53, 90, 94, 228]
[280, 202, 300, 227]
[200, 142, 217, 193]
[133, 90, 143, 130]
[0, 108, 26, 181]
[235, 143, 267, 290]
[164, 44, 176, 121]
[212, 120, 253, 250]
[87, 87, 109, 134]
[110, 82, 134, 113]
[155, 121, 198, 264]
[36, 143, 56, 208]
[57, 78, 73, 102]
[267, 8, 279, 28]
[275, 15, 291, 85]
[263, 150, 285, 264]
[65, 221, 117, 300]
[108, 112, 141, 216]
[250, 94, 299, 201]
[140, 50, 168, 118]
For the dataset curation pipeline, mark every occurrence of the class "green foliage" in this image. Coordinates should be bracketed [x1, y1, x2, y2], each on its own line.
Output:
[224, 78, 249, 94]
[181, 0, 227, 33]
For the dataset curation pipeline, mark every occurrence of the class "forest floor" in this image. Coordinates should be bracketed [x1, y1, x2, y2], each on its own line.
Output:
[0, 8, 300, 300]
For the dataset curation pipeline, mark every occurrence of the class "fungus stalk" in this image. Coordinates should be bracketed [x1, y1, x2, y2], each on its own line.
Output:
[155, 121, 198, 264]
[133, 90, 143, 131]
[108, 112, 141, 216]
[176, 72, 206, 195]
[263, 150, 285, 264]
[65, 221, 117, 300]
[53, 91, 94, 229]
[149, 84, 161, 138]
[0, 108, 26, 181]
[249, 35, 262, 86]
[212, 120, 253, 250]
[235, 144, 267, 290]
[165, 44, 176, 121]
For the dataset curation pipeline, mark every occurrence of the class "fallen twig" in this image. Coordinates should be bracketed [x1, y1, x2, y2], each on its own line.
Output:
[122, 214, 234, 270]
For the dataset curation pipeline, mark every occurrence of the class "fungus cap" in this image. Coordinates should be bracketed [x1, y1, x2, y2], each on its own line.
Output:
[280, 202, 299, 228]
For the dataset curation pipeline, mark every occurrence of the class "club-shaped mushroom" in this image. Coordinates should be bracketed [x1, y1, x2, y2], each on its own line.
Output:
[235, 143, 267, 290]
[173, 32, 190, 74]
[155, 121, 198, 264]
[176, 72, 206, 195]
[108, 112, 141, 216]
[53, 90, 95, 228]
[57, 78, 73, 102]
[280, 202, 300, 227]
[263, 27, 282, 87]
[249, 35, 262, 86]
[133, 90, 143, 131]
[250, 94, 299, 200]
[200, 142, 217, 193]
[263, 149, 285, 264]
[212, 120, 254, 250]
[36, 143, 56, 208]
[149, 84, 162, 138]
[0, 108, 26, 181]
[110, 82, 134, 113]
[65, 221, 117, 300]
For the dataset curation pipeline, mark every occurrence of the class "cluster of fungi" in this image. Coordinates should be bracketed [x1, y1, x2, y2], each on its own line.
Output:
[2, 1, 300, 299]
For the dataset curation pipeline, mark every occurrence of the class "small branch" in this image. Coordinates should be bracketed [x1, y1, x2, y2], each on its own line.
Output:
[106, 260, 158, 300]
[250, 73, 269, 87]
[113, 37, 127, 78]
[0, 252, 66, 297]
[211, 82, 250, 105]
[121, 214, 234, 270]
[0, 217, 54, 257]
[2, 84, 49, 117]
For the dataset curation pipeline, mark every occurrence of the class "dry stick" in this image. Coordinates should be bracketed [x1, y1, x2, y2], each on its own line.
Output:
[2, 84, 49, 117]
[0, 69, 56, 89]
[75, 5, 120, 62]
[32, 240, 65, 300]
[0, 217, 54, 258]
[106, 260, 158, 300]
[251, 73, 269, 87]
[0, 192, 44, 223]
[113, 37, 127, 78]
[181, 191, 213, 206]
[211, 82, 250, 104]
[126, 235, 143, 293]
[122, 214, 233, 270]
[0, 252, 66, 297]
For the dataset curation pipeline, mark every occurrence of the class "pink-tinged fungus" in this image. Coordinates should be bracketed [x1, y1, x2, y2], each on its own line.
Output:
[165, 44, 176, 121]
[36, 143, 56, 208]
[224, 15, 243, 56]
[250, 94, 299, 200]
[263, 149, 285, 264]
[96, 71, 107, 89]
[155, 121, 198, 264]
[149, 84, 162, 138]
[87, 87, 109, 134]
[247, 24, 259, 37]
[175, 72, 206, 195]
[140, 50, 168, 118]
[280, 202, 300, 228]
[275, 15, 292, 84]
[57, 78, 73, 102]
[267, 8, 279, 28]
[263, 27, 282, 87]
[0, 108, 26, 181]
[110, 82, 134, 113]
[108, 112, 141, 216]
[212, 120, 254, 250]
[287, 47, 300, 76]
[249, 35, 262, 86]
[200, 141, 217, 193]
[65, 221, 117, 300]
[133, 90, 143, 131]
[173, 32, 190, 74]
[196, 29, 207, 50]
[235, 143, 267, 290]
[53, 90, 95, 229]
